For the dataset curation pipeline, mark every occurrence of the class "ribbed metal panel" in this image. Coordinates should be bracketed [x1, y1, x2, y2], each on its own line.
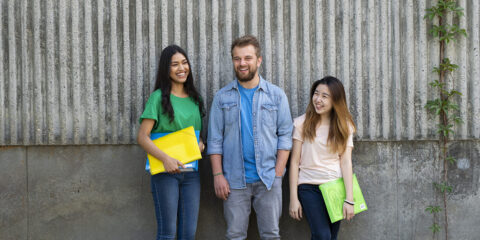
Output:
[1, 0, 479, 145]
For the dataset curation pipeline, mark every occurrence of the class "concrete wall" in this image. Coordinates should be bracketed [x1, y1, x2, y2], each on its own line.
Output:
[1, 142, 479, 240]
[1, 0, 480, 239]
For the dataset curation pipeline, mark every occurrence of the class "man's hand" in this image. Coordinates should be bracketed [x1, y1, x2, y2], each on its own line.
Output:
[214, 174, 230, 200]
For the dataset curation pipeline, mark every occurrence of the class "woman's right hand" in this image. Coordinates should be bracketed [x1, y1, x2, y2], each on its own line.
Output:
[162, 156, 185, 174]
[289, 198, 303, 221]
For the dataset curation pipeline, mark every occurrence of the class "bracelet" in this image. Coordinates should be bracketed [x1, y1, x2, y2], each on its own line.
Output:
[213, 172, 223, 176]
[344, 199, 355, 205]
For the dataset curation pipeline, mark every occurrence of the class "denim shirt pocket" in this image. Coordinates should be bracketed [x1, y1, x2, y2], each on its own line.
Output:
[220, 102, 238, 126]
[261, 104, 278, 128]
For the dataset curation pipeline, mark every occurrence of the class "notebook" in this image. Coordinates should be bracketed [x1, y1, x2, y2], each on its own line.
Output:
[319, 174, 368, 223]
[145, 126, 201, 175]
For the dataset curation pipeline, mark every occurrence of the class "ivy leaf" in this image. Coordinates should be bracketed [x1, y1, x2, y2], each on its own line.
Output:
[453, 115, 464, 124]
[449, 90, 462, 97]
[430, 223, 441, 233]
[446, 156, 457, 164]
[425, 205, 442, 213]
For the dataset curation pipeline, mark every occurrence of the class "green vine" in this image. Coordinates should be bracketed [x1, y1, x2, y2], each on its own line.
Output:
[424, 0, 466, 239]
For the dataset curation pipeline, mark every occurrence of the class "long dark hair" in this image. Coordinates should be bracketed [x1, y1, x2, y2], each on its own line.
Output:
[303, 76, 356, 154]
[153, 45, 205, 122]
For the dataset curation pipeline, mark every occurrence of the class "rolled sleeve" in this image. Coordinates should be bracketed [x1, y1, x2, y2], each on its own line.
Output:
[276, 91, 293, 150]
[207, 94, 224, 155]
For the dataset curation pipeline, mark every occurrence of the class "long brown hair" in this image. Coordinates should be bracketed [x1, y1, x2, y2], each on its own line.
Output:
[302, 76, 356, 154]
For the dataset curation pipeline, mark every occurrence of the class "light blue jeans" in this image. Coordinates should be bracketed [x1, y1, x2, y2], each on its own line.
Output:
[223, 176, 283, 240]
[151, 172, 200, 240]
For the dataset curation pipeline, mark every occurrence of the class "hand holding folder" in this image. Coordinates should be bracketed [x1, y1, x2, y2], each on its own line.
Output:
[146, 126, 202, 175]
[319, 174, 368, 223]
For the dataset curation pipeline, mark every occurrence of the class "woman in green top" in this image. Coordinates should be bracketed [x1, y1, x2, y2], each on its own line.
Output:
[137, 45, 205, 240]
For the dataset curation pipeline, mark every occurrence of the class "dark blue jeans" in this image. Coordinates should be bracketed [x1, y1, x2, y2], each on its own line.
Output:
[298, 184, 341, 240]
[151, 171, 200, 240]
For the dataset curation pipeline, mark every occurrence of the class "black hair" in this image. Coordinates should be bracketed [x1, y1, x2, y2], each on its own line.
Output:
[153, 45, 205, 122]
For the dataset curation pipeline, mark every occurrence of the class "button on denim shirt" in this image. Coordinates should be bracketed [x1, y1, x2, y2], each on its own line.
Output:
[207, 77, 293, 190]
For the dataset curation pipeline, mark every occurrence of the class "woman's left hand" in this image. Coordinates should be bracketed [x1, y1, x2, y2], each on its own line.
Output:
[343, 203, 355, 220]
[198, 141, 205, 153]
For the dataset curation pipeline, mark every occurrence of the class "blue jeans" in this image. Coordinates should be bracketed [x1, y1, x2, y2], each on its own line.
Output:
[298, 184, 341, 240]
[151, 172, 200, 240]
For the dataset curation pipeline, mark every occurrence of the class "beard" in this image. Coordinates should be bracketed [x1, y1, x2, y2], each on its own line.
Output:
[235, 66, 258, 82]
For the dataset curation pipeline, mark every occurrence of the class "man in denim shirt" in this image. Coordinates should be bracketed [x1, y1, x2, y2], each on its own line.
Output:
[207, 35, 293, 240]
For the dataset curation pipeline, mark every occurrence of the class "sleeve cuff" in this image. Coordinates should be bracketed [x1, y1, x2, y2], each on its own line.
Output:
[206, 142, 223, 155]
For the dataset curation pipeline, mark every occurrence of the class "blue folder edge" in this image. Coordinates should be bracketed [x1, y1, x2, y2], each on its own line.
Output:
[145, 130, 200, 172]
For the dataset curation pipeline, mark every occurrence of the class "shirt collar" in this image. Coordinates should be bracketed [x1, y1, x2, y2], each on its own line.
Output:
[230, 75, 269, 93]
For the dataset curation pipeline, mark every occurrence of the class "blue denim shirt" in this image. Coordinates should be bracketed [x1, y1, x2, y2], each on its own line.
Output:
[207, 77, 293, 190]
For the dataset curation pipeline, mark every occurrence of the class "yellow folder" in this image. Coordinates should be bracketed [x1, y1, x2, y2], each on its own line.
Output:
[147, 126, 202, 175]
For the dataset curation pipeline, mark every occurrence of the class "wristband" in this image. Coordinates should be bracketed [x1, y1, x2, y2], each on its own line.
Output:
[344, 199, 355, 205]
[213, 172, 223, 176]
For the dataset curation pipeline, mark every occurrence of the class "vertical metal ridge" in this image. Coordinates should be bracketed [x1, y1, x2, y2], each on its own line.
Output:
[148, 0, 156, 93]
[0, 0, 5, 145]
[211, 0, 220, 95]
[237, 0, 245, 36]
[33, 0, 43, 144]
[274, 0, 284, 89]
[314, 0, 323, 79]
[472, 0, 480, 138]
[288, 0, 298, 117]
[405, 0, 415, 140]
[263, 0, 272, 85]
[223, 0, 233, 88]
[457, 0, 467, 138]
[85, 0, 95, 144]
[161, 0, 168, 49]
[392, 0, 402, 140]
[135, 0, 144, 142]
[353, 0, 363, 138]
[59, 0, 68, 144]
[341, 0, 350, 101]
[20, 0, 30, 145]
[174, 0, 181, 45]
[110, 0, 119, 143]
[186, 0, 194, 85]
[97, 0, 106, 144]
[301, 0, 310, 111]
[367, 0, 376, 139]
[417, 0, 428, 139]
[122, 0, 132, 143]
[250, 0, 258, 37]
[199, 0, 207, 100]
[46, 0, 56, 144]
[72, 0, 81, 144]
[325, 0, 335, 75]
[380, 0, 390, 139]
[8, 0, 18, 144]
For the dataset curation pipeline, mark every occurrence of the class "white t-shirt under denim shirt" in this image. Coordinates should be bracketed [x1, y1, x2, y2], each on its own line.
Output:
[293, 114, 354, 185]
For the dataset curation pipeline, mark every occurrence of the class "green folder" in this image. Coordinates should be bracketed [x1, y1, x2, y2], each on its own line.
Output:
[319, 174, 368, 223]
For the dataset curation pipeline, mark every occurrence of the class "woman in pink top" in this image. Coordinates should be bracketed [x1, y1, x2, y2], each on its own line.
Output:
[289, 76, 356, 240]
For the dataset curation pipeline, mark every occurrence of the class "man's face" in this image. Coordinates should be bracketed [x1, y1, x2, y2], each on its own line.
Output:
[232, 45, 262, 82]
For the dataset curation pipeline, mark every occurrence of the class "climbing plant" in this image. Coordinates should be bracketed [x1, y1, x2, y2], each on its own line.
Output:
[424, 0, 466, 239]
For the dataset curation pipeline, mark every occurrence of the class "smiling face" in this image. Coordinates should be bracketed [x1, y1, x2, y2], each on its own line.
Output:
[232, 45, 262, 82]
[312, 84, 333, 116]
[169, 53, 190, 84]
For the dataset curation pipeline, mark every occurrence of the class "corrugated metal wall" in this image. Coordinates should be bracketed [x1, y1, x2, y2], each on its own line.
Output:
[1, 0, 479, 145]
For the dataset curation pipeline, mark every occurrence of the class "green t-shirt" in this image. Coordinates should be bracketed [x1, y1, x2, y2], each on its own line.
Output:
[139, 89, 202, 133]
